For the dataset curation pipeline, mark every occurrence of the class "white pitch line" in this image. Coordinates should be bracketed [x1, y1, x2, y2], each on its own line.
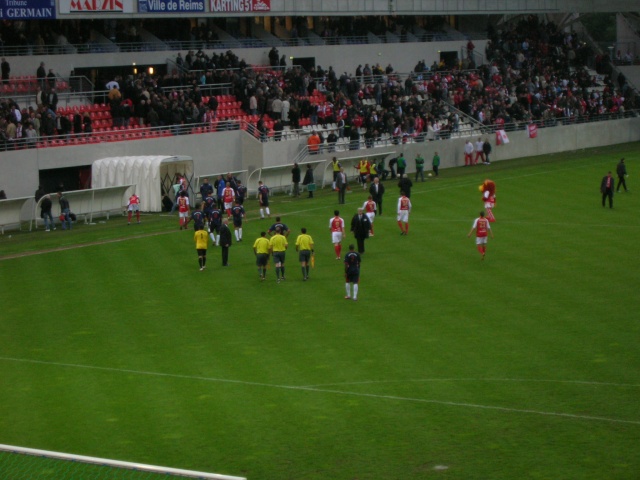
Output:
[1, 356, 638, 426]
[302, 377, 640, 389]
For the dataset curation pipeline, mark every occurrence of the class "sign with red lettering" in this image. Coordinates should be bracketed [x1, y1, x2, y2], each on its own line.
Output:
[60, 0, 133, 13]
[210, 0, 269, 13]
[528, 123, 538, 138]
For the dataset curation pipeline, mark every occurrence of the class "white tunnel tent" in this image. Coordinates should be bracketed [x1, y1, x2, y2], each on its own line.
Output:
[92, 156, 194, 212]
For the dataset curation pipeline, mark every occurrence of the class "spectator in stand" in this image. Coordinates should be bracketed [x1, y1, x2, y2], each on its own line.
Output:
[36, 62, 46, 89]
[1, 58, 10, 84]
[47, 69, 56, 90]
[307, 130, 321, 154]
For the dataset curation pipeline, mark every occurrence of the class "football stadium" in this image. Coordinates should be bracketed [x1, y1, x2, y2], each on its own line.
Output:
[1, 2, 640, 479]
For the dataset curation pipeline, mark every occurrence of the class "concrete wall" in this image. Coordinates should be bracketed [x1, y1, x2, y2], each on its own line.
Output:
[6, 40, 484, 81]
[2, 116, 640, 200]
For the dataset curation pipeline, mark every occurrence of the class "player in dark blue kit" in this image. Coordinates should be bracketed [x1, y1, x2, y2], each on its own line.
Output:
[268, 216, 290, 238]
[208, 206, 223, 246]
[236, 180, 247, 205]
[200, 178, 214, 202]
[191, 204, 205, 231]
[258, 180, 270, 219]
[231, 200, 245, 242]
[344, 244, 362, 301]
[203, 192, 216, 220]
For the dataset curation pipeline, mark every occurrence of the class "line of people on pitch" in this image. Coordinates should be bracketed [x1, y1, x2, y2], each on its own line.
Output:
[463, 138, 492, 166]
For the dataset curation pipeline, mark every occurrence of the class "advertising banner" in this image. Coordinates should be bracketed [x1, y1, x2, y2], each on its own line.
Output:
[0, 0, 55, 19]
[60, 0, 134, 13]
[210, 0, 269, 13]
[139, 0, 204, 13]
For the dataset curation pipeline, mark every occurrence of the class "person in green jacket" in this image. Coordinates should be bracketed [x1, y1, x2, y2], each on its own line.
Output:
[396, 153, 406, 177]
[432, 152, 440, 177]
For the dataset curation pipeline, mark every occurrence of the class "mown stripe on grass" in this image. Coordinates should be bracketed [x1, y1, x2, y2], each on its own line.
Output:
[1, 355, 638, 426]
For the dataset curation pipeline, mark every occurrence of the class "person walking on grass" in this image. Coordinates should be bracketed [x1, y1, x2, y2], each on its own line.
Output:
[127, 193, 141, 224]
[258, 180, 271, 219]
[219, 218, 232, 266]
[253, 231, 270, 281]
[415, 153, 425, 182]
[269, 226, 288, 283]
[344, 244, 361, 301]
[330, 210, 345, 259]
[351, 207, 372, 254]
[295, 227, 314, 281]
[601, 171, 615, 208]
[397, 191, 411, 235]
[468, 211, 494, 260]
[616, 158, 628, 193]
[194, 226, 209, 271]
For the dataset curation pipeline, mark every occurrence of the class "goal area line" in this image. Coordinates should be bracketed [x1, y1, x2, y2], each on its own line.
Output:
[0, 444, 246, 480]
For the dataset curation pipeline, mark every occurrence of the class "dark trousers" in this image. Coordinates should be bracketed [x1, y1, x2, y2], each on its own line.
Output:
[338, 187, 346, 204]
[222, 246, 229, 265]
[617, 176, 627, 192]
[356, 237, 366, 254]
[375, 197, 383, 215]
[602, 190, 613, 208]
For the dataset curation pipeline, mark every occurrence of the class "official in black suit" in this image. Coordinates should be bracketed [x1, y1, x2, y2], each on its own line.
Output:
[616, 158, 628, 193]
[336, 167, 348, 204]
[219, 218, 232, 265]
[600, 171, 614, 208]
[350, 208, 372, 254]
[369, 177, 385, 215]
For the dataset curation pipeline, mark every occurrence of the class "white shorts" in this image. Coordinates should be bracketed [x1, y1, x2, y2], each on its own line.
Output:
[484, 202, 494, 209]
[179, 211, 189, 219]
[332, 232, 343, 244]
[476, 236, 488, 245]
[224, 202, 233, 211]
[128, 204, 140, 212]
[397, 210, 409, 222]
[365, 212, 375, 223]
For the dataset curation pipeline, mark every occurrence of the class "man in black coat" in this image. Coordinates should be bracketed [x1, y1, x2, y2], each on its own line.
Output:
[600, 171, 614, 208]
[219, 217, 232, 266]
[1, 57, 10, 84]
[350, 208, 372, 254]
[369, 177, 385, 215]
[398, 174, 413, 198]
[291, 162, 301, 196]
[616, 158, 628, 193]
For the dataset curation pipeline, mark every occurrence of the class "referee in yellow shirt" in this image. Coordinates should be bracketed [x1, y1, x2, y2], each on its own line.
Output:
[268, 226, 288, 283]
[194, 226, 209, 271]
[295, 227, 314, 281]
[253, 231, 270, 281]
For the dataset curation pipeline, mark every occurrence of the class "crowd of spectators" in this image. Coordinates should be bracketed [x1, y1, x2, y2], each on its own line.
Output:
[2, 16, 638, 151]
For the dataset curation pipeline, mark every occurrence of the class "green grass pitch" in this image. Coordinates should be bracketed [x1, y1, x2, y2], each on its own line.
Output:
[1, 142, 639, 480]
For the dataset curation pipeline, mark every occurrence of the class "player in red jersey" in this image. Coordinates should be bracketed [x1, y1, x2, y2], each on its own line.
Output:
[222, 185, 235, 217]
[127, 193, 141, 224]
[362, 195, 376, 236]
[397, 191, 412, 235]
[467, 210, 494, 260]
[329, 210, 345, 259]
[177, 191, 190, 230]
